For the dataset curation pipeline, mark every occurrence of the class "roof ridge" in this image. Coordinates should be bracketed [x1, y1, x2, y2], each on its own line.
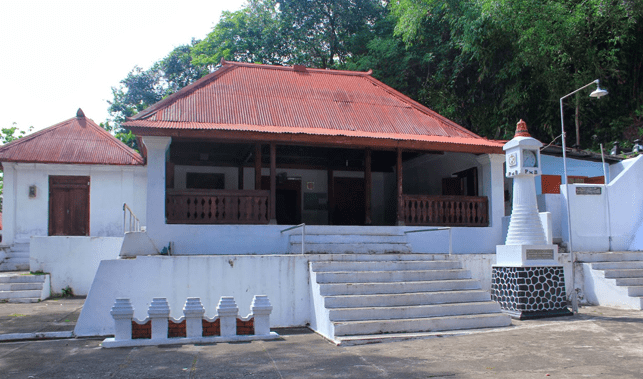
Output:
[222, 60, 373, 76]
[83, 118, 144, 164]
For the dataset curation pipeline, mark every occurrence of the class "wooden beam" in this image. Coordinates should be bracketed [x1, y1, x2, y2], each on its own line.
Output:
[270, 142, 277, 224]
[254, 144, 261, 190]
[365, 148, 372, 225]
[396, 147, 404, 225]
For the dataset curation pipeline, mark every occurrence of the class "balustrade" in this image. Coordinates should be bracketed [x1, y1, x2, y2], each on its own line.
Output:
[166, 190, 270, 224]
[403, 195, 489, 227]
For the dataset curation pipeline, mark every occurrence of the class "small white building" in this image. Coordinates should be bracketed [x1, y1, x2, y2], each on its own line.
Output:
[0, 109, 146, 295]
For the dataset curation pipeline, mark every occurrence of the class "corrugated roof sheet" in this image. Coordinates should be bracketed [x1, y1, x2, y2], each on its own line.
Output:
[0, 110, 144, 166]
[125, 61, 502, 152]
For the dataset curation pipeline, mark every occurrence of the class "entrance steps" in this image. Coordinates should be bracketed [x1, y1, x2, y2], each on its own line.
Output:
[577, 252, 643, 310]
[310, 253, 511, 345]
[0, 240, 30, 272]
[288, 229, 411, 254]
[0, 271, 50, 303]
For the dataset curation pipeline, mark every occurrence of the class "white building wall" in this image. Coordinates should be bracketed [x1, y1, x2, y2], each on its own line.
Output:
[1, 162, 147, 244]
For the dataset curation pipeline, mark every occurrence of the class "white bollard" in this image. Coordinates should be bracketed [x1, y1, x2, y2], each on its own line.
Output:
[110, 298, 134, 341]
[148, 298, 170, 340]
[216, 296, 239, 337]
[251, 295, 273, 336]
[183, 297, 205, 338]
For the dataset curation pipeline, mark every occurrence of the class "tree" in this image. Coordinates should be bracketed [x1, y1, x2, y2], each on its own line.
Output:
[0, 124, 34, 211]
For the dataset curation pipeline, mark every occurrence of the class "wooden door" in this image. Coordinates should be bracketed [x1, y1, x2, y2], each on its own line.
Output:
[333, 177, 365, 225]
[261, 176, 302, 225]
[49, 176, 90, 236]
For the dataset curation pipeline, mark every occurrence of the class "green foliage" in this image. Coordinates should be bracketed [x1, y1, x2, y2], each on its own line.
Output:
[61, 286, 73, 298]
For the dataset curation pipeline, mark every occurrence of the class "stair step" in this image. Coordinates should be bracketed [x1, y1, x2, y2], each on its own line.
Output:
[603, 269, 643, 279]
[577, 252, 643, 262]
[315, 269, 471, 283]
[2, 297, 41, 303]
[0, 282, 42, 291]
[592, 261, 643, 270]
[324, 290, 490, 308]
[329, 301, 503, 322]
[311, 260, 461, 272]
[317, 253, 451, 262]
[0, 274, 46, 283]
[319, 279, 481, 296]
[11, 243, 30, 252]
[7, 252, 29, 258]
[615, 278, 643, 286]
[333, 313, 512, 336]
[0, 289, 42, 299]
[0, 262, 30, 271]
[292, 234, 408, 244]
[292, 242, 411, 254]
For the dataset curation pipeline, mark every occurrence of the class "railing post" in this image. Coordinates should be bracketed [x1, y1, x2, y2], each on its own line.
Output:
[110, 298, 134, 341]
[183, 297, 205, 338]
[251, 295, 273, 336]
[217, 297, 239, 337]
[148, 298, 170, 340]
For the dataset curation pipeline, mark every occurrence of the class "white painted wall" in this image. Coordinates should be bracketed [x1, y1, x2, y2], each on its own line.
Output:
[537, 194, 563, 241]
[535, 154, 608, 195]
[75, 255, 313, 336]
[1, 162, 147, 245]
[30, 236, 123, 296]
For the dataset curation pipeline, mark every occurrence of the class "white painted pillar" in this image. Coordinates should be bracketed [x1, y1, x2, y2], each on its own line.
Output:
[148, 297, 170, 340]
[110, 298, 134, 341]
[183, 297, 205, 338]
[217, 296, 239, 337]
[141, 137, 171, 245]
[251, 295, 273, 336]
[2, 163, 16, 245]
[476, 154, 506, 228]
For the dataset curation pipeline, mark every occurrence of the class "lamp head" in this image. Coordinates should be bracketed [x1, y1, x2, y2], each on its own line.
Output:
[590, 84, 608, 98]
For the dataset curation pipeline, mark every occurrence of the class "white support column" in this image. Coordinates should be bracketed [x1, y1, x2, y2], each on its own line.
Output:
[141, 136, 171, 245]
[216, 296, 239, 337]
[148, 297, 170, 340]
[110, 298, 134, 341]
[476, 154, 506, 229]
[183, 297, 205, 338]
[251, 295, 273, 336]
[2, 163, 17, 246]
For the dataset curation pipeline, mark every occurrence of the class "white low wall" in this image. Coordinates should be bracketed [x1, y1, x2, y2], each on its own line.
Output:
[30, 236, 123, 296]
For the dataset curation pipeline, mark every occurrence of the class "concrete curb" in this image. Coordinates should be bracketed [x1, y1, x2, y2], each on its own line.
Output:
[0, 331, 74, 342]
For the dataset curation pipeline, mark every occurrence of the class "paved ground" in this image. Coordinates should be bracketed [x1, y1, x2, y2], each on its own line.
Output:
[1, 298, 643, 378]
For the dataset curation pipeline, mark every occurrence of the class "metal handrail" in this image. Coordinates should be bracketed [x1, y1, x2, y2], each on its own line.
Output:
[280, 223, 306, 254]
[123, 203, 141, 233]
[404, 227, 453, 255]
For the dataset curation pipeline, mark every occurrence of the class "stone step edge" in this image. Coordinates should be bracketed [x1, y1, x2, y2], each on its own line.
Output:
[328, 301, 502, 313]
[332, 313, 509, 327]
[323, 289, 488, 299]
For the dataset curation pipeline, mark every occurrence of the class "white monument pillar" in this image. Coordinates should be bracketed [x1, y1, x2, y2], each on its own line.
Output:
[492, 120, 571, 319]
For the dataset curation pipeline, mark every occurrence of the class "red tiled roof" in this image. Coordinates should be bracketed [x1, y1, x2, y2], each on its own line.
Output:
[0, 109, 144, 166]
[125, 61, 503, 153]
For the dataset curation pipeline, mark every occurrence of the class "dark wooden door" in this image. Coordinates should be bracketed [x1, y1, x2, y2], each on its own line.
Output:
[333, 177, 365, 225]
[261, 176, 301, 225]
[49, 176, 90, 236]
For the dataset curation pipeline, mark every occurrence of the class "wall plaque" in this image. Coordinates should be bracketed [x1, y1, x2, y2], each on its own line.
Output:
[526, 249, 554, 260]
[576, 187, 601, 195]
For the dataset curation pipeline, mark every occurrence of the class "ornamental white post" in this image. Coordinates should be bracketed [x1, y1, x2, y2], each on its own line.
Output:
[217, 297, 239, 337]
[148, 298, 171, 340]
[251, 295, 273, 336]
[183, 297, 205, 338]
[492, 120, 571, 319]
[110, 298, 134, 341]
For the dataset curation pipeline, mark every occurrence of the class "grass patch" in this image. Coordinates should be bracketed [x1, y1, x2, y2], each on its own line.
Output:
[8, 313, 26, 317]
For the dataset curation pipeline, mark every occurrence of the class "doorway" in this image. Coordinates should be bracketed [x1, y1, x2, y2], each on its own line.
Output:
[261, 176, 302, 225]
[332, 177, 365, 225]
[48, 176, 90, 236]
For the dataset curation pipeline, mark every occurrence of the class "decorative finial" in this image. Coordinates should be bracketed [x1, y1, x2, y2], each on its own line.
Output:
[76, 108, 85, 118]
[514, 119, 531, 138]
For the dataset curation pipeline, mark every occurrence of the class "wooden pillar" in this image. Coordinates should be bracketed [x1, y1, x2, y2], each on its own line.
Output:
[254, 144, 262, 190]
[328, 169, 334, 225]
[364, 148, 372, 225]
[270, 143, 277, 224]
[396, 147, 404, 225]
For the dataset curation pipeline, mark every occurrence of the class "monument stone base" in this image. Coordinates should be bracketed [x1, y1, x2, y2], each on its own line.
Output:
[491, 265, 572, 320]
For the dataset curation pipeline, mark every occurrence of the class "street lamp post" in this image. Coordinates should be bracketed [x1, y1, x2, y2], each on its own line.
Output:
[560, 79, 608, 313]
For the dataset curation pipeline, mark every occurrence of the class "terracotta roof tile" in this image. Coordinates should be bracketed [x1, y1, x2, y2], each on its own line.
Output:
[0, 110, 144, 166]
[125, 61, 502, 154]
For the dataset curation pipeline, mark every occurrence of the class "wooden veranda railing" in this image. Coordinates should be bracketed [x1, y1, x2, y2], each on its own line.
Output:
[166, 190, 270, 224]
[403, 195, 489, 227]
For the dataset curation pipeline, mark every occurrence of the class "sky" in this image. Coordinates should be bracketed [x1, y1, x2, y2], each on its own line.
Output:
[0, 0, 247, 133]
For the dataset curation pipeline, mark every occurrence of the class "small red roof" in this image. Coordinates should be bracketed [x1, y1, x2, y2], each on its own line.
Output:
[125, 61, 503, 154]
[0, 109, 144, 166]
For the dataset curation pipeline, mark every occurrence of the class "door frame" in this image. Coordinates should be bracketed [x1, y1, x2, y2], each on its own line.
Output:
[48, 175, 90, 236]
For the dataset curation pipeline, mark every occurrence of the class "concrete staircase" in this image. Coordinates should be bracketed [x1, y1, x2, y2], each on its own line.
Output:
[578, 251, 643, 310]
[288, 228, 411, 254]
[0, 240, 30, 272]
[0, 271, 50, 303]
[310, 253, 511, 345]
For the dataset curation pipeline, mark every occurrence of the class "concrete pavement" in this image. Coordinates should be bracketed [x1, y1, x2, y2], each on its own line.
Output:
[1, 298, 643, 378]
